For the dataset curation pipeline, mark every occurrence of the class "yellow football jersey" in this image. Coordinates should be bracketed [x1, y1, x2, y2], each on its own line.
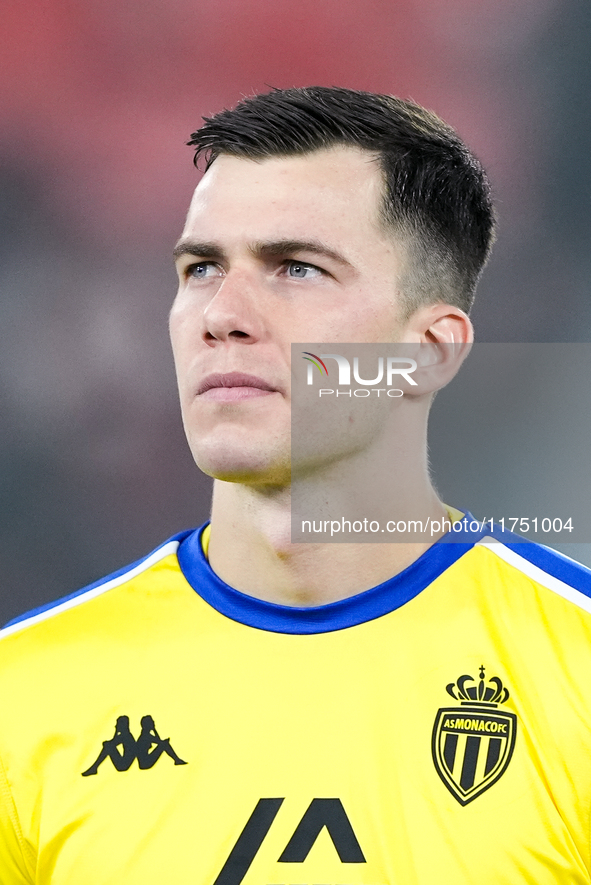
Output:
[1, 516, 591, 884]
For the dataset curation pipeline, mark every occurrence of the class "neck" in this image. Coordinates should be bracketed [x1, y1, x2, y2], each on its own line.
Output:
[206, 420, 447, 606]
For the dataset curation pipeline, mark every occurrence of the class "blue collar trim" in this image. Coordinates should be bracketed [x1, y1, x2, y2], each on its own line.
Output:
[177, 513, 484, 634]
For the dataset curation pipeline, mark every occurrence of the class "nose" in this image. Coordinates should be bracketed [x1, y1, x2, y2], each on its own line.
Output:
[202, 273, 264, 345]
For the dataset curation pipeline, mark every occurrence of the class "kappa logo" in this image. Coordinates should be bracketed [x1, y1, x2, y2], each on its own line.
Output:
[81, 715, 187, 776]
[431, 666, 517, 805]
[214, 798, 365, 885]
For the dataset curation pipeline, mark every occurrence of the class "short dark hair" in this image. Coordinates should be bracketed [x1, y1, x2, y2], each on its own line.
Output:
[188, 86, 496, 314]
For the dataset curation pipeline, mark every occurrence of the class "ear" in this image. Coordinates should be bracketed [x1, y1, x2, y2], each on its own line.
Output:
[402, 303, 473, 394]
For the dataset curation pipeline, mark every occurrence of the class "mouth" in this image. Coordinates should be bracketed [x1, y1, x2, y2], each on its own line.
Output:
[196, 372, 280, 402]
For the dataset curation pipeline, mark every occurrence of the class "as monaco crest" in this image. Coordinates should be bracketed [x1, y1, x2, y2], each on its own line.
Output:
[432, 666, 516, 806]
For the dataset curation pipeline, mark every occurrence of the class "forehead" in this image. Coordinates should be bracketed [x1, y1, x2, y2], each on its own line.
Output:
[181, 147, 388, 246]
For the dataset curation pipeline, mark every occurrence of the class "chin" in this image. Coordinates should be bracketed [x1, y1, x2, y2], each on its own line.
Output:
[190, 440, 290, 487]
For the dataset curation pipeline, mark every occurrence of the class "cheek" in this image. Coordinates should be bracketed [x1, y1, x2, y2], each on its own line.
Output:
[168, 326, 194, 395]
[330, 302, 398, 343]
[169, 298, 199, 356]
[168, 317, 183, 368]
[168, 294, 184, 346]
[357, 291, 405, 340]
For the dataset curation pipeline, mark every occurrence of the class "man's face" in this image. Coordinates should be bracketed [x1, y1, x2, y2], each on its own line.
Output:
[170, 146, 413, 485]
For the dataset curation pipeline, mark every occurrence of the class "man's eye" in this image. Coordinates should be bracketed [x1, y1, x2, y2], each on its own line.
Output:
[285, 261, 323, 279]
[186, 262, 220, 280]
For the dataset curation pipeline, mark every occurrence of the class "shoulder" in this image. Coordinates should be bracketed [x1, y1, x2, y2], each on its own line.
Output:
[470, 532, 591, 616]
[0, 530, 195, 652]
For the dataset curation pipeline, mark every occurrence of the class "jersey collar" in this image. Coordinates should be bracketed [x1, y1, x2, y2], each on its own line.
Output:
[177, 512, 485, 634]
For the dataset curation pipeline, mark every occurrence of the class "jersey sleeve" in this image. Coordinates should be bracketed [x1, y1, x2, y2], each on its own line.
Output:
[0, 753, 34, 883]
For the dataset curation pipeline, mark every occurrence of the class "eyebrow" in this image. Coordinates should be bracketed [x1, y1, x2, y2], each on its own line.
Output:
[172, 238, 353, 268]
[249, 239, 353, 268]
[172, 240, 225, 262]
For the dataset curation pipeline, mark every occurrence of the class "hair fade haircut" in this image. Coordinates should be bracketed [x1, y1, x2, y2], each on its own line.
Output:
[187, 86, 496, 315]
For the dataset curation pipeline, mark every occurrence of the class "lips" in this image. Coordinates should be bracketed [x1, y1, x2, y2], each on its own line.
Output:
[196, 372, 280, 401]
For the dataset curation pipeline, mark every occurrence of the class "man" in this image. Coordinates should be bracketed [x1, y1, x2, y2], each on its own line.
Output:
[0, 87, 590, 884]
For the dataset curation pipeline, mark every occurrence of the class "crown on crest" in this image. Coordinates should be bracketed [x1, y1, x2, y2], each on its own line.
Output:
[446, 665, 509, 706]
